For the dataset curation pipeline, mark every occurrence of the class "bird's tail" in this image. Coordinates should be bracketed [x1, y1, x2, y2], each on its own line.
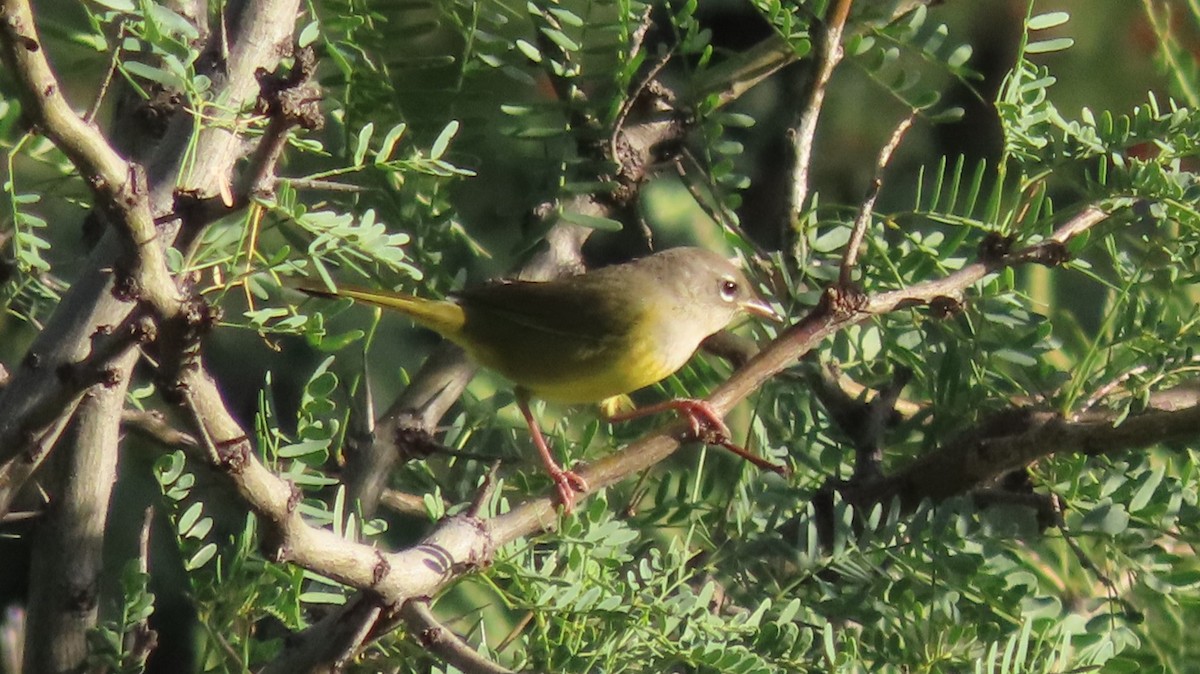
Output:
[295, 282, 466, 338]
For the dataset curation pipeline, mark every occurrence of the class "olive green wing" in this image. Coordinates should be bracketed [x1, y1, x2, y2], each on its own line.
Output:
[453, 278, 635, 344]
[451, 278, 649, 399]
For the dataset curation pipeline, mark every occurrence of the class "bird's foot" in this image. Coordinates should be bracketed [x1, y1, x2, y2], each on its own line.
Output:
[606, 397, 790, 477]
[670, 398, 733, 443]
[674, 399, 791, 478]
[549, 467, 589, 514]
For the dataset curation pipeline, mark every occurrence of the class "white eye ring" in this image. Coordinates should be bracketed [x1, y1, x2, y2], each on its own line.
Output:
[719, 278, 739, 302]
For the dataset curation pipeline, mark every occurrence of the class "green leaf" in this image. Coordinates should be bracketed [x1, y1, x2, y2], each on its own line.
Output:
[315, 329, 365, 352]
[557, 211, 623, 232]
[298, 20, 320, 48]
[185, 543, 218, 570]
[374, 120, 408, 164]
[154, 452, 187, 486]
[278, 438, 329, 458]
[1026, 38, 1075, 54]
[429, 120, 460, 160]
[91, 0, 136, 11]
[177, 501, 204, 534]
[1081, 502, 1130, 536]
[1128, 465, 1165, 512]
[353, 122, 374, 166]
[184, 517, 213, 540]
[122, 61, 184, 89]
[515, 39, 542, 62]
[1027, 12, 1070, 31]
[540, 27, 580, 52]
[299, 591, 347, 604]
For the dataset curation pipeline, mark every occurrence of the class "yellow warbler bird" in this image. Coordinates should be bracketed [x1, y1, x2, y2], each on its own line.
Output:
[300, 246, 782, 512]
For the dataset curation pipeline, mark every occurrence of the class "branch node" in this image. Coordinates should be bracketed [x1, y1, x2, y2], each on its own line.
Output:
[395, 425, 445, 461]
[262, 531, 291, 564]
[372, 550, 391, 587]
[978, 232, 1016, 263]
[14, 34, 37, 53]
[110, 265, 140, 303]
[131, 314, 158, 344]
[1025, 241, 1072, 267]
[255, 45, 324, 131]
[285, 480, 302, 513]
[66, 581, 99, 612]
[22, 350, 41, 370]
[213, 435, 251, 473]
[928, 295, 964, 319]
[98, 366, 122, 388]
[825, 283, 868, 318]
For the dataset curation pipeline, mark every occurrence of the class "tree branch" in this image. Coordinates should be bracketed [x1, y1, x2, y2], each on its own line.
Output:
[782, 0, 854, 255]
[258, 595, 388, 674]
[839, 111, 916, 285]
[22, 360, 129, 674]
[0, 314, 156, 515]
[0, 0, 302, 508]
[843, 381, 1200, 511]
[400, 599, 517, 674]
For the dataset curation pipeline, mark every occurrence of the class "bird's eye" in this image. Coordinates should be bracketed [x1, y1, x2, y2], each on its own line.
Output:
[719, 278, 739, 302]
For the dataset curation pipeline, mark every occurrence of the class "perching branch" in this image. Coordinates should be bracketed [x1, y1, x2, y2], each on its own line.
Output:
[0, 0, 177, 313]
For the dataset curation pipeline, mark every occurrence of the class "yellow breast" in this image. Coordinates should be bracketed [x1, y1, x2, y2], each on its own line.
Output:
[519, 337, 683, 404]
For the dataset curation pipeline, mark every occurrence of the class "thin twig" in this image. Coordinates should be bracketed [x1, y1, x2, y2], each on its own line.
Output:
[84, 19, 126, 124]
[121, 408, 199, 450]
[260, 596, 388, 674]
[282, 177, 370, 193]
[839, 112, 916, 286]
[400, 599, 516, 674]
[613, 50, 672, 144]
[467, 461, 502, 518]
[380, 489, 441, 518]
[784, 0, 855, 253]
[675, 151, 771, 261]
[695, 35, 800, 110]
[122, 506, 159, 664]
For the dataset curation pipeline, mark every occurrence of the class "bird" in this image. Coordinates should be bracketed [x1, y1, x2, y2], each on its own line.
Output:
[299, 246, 783, 512]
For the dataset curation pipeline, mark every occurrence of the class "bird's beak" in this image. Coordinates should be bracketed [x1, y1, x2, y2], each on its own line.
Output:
[741, 296, 783, 323]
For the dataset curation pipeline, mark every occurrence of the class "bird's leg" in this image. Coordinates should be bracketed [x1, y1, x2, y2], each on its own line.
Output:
[517, 391, 589, 513]
[606, 398, 790, 477]
[607, 398, 729, 439]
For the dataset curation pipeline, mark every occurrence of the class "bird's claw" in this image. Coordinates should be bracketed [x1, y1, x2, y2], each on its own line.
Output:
[675, 399, 732, 444]
[676, 399, 791, 478]
[550, 467, 589, 514]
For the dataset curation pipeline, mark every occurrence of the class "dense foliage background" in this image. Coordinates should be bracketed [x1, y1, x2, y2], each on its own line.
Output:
[2, 0, 1199, 672]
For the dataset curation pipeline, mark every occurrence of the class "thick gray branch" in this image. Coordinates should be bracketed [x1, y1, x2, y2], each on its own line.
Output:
[22, 361, 129, 674]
